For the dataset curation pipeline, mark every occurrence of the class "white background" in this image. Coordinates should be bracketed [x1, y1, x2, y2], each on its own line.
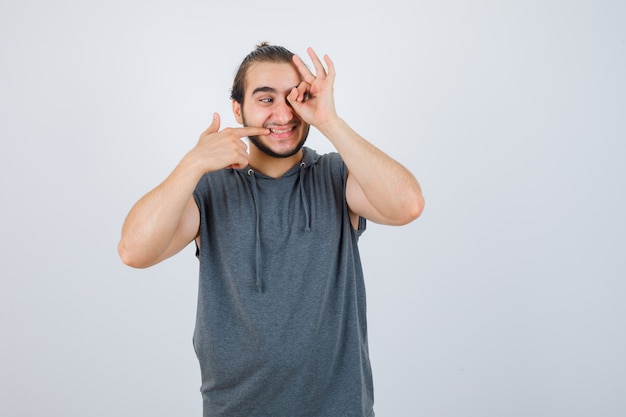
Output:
[1, 0, 625, 416]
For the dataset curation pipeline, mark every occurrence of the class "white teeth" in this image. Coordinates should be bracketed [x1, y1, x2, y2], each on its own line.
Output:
[270, 127, 294, 134]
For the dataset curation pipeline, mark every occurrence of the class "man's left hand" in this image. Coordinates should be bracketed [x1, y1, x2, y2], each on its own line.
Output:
[288, 47, 338, 128]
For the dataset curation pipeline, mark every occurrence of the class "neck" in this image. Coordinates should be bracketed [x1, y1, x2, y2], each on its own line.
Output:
[248, 147, 304, 178]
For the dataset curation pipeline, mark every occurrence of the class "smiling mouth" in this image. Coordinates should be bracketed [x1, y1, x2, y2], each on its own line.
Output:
[269, 126, 296, 134]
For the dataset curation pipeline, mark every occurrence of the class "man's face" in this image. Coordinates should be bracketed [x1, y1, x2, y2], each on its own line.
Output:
[233, 61, 310, 158]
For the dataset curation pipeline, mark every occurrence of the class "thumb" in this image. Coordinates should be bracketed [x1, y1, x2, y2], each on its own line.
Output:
[202, 112, 221, 136]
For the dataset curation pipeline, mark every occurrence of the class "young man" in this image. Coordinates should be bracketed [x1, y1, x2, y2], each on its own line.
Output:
[119, 43, 424, 417]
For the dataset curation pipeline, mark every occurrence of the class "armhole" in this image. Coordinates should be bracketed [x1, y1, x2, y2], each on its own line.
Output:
[354, 215, 367, 237]
[341, 156, 366, 236]
[193, 177, 204, 260]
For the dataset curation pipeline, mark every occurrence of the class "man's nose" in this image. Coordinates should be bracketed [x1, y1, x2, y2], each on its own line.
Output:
[272, 99, 294, 124]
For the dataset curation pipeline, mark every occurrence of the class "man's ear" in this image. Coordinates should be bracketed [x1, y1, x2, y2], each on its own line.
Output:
[232, 100, 243, 124]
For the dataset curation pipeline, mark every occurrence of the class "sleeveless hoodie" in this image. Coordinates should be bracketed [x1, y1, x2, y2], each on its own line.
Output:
[192, 147, 374, 417]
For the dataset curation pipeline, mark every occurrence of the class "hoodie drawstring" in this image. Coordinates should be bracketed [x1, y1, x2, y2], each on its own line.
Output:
[248, 169, 263, 293]
[245, 159, 311, 293]
[299, 162, 311, 233]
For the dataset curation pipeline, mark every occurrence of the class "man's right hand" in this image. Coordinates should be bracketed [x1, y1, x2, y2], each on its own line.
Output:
[185, 113, 269, 172]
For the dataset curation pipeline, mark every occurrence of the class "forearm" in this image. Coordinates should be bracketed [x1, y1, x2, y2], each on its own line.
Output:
[318, 117, 424, 223]
[118, 156, 202, 267]
[118, 114, 268, 267]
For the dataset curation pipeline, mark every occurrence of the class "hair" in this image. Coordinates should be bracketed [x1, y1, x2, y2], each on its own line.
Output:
[230, 42, 295, 104]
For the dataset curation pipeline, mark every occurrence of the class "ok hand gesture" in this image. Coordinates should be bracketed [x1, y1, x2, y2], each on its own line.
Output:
[288, 47, 338, 128]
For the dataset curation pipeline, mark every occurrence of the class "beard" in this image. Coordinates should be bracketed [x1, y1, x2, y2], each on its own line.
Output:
[248, 131, 309, 158]
[243, 113, 310, 158]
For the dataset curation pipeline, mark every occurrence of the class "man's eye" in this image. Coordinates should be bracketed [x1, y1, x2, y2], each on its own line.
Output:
[260, 98, 273, 103]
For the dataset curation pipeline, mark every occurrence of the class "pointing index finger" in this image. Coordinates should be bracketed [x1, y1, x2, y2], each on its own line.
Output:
[230, 126, 270, 138]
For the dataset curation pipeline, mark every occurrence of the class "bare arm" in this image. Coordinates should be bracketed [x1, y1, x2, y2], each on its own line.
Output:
[118, 114, 269, 268]
[320, 118, 424, 226]
[289, 48, 424, 226]
[118, 167, 202, 269]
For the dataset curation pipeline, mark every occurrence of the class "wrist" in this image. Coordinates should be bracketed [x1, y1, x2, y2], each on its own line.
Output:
[316, 115, 345, 138]
[178, 149, 210, 182]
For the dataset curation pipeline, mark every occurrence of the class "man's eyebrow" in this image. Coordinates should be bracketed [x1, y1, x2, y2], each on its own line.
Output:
[251, 86, 277, 95]
[251, 86, 298, 96]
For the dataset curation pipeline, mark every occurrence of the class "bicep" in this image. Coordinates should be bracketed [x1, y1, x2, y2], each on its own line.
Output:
[154, 196, 200, 264]
[346, 173, 391, 227]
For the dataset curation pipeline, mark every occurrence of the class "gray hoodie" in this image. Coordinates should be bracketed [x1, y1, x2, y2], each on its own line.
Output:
[192, 147, 374, 417]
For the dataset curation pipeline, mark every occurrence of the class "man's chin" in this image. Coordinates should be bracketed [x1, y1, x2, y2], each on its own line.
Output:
[248, 134, 307, 159]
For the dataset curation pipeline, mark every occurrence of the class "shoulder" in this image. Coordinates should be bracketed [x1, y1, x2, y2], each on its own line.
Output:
[304, 151, 349, 199]
[321, 151, 344, 167]
[309, 150, 347, 179]
[194, 168, 245, 198]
